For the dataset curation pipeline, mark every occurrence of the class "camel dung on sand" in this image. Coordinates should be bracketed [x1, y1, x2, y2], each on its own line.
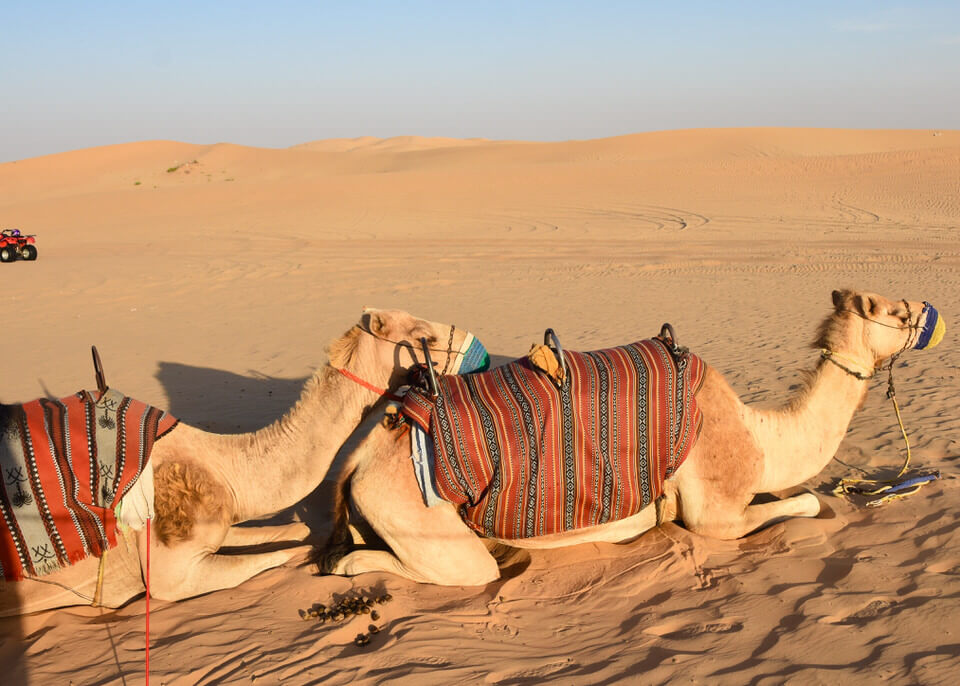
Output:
[321, 290, 945, 586]
[1, 309, 488, 615]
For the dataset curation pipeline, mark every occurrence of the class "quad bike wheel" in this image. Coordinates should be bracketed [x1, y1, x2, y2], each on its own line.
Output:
[21, 245, 37, 261]
[0, 246, 16, 263]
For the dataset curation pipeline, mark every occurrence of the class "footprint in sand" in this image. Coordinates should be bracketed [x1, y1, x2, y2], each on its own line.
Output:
[925, 559, 959, 575]
[821, 598, 897, 625]
[644, 619, 743, 640]
[484, 657, 577, 683]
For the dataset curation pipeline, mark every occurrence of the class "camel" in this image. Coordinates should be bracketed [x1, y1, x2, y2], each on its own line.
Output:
[1, 308, 481, 615]
[323, 290, 945, 586]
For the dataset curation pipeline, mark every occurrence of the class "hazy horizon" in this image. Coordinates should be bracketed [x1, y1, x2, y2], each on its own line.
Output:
[4, 1, 959, 163]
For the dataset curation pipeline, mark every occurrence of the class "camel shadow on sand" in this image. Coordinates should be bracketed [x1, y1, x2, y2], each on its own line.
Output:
[156, 353, 516, 431]
[156, 361, 309, 434]
[156, 361, 335, 545]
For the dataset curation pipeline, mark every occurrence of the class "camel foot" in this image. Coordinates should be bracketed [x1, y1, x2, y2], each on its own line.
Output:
[792, 492, 822, 517]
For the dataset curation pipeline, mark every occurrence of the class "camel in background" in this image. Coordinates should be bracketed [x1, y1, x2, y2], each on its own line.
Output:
[324, 290, 944, 585]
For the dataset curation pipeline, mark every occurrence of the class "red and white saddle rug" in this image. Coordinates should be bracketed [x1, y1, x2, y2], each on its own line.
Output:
[0, 389, 177, 580]
[401, 336, 706, 540]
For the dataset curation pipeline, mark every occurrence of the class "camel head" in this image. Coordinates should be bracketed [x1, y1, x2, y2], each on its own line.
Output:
[826, 290, 946, 369]
[328, 308, 489, 391]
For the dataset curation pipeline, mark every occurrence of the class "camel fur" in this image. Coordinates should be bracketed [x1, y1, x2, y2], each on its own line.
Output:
[1, 309, 470, 614]
[324, 290, 939, 585]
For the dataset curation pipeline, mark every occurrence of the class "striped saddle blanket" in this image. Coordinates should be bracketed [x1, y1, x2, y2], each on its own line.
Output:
[401, 337, 706, 539]
[0, 389, 177, 580]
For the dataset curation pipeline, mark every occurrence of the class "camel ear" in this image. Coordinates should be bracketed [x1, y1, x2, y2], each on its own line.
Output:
[853, 294, 880, 317]
[361, 311, 388, 336]
[832, 289, 857, 311]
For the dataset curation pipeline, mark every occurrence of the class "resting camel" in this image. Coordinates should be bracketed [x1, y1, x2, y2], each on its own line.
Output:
[323, 290, 945, 585]
[1, 309, 481, 614]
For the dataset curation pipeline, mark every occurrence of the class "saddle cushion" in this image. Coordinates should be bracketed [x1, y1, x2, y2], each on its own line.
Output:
[0, 389, 177, 580]
[401, 337, 706, 539]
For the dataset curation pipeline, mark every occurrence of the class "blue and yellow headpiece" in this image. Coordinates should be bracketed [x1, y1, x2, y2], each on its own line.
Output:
[914, 302, 945, 350]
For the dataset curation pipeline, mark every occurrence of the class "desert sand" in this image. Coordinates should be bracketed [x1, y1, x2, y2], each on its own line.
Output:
[1, 128, 959, 684]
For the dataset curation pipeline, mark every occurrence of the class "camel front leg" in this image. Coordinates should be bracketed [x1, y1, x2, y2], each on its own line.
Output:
[221, 522, 311, 548]
[342, 426, 499, 586]
[684, 492, 821, 540]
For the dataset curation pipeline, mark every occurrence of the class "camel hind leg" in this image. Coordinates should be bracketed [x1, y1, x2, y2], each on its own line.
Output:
[333, 425, 499, 586]
[220, 522, 311, 547]
[668, 366, 823, 540]
[673, 441, 821, 540]
[148, 541, 310, 601]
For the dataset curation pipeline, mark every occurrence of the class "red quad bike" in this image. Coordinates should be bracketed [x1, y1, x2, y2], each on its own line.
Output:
[0, 229, 38, 262]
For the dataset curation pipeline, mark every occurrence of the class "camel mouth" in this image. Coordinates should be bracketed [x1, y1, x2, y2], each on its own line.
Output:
[915, 302, 945, 350]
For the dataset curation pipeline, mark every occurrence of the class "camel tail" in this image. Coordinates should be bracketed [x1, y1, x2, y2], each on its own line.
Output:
[310, 463, 357, 574]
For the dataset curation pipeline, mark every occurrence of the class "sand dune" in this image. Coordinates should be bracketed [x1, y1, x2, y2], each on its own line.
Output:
[1, 128, 959, 684]
[292, 135, 501, 153]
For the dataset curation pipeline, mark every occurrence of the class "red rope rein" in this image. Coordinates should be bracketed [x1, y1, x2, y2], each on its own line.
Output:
[145, 517, 151, 685]
[337, 368, 402, 402]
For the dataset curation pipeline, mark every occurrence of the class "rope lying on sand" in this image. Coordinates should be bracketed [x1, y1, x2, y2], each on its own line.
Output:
[834, 364, 941, 507]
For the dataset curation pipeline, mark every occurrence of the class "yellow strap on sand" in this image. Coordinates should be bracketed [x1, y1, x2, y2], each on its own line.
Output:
[834, 384, 934, 507]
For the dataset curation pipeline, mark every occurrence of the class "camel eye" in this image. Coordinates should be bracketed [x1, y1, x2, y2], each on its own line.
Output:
[411, 327, 437, 345]
[890, 309, 910, 324]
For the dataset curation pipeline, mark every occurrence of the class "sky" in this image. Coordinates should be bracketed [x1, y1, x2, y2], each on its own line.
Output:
[2, 1, 959, 161]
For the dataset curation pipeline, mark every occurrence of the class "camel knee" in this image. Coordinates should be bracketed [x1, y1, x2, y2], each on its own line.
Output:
[412, 547, 500, 586]
[788, 492, 821, 517]
[145, 540, 205, 601]
[147, 565, 191, 602]
[452, 555, 500, 586]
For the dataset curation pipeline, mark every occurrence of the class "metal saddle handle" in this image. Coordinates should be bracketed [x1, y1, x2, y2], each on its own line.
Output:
[543, 328, 567, 380]
[91, 345, 107, 394]
[659, 323, 687, 357]
[420, 337, 440, 396]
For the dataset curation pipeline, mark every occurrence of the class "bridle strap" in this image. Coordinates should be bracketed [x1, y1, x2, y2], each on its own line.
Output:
[840, 299, 921, 334]
[336, 321, 460, 401]
[819, 349, 873, 380]
[352, 321, 459, 386]
[336, 367, 402, 402]
[830, 299, 928, 505]
[441, 325, 456, 375]
[834, 298, 923, 376]
[355, 323, 462, 357]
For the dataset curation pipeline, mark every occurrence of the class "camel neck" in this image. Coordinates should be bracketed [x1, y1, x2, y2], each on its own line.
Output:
[752, 357, 871, 492]
[224, 365, 385, 521]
